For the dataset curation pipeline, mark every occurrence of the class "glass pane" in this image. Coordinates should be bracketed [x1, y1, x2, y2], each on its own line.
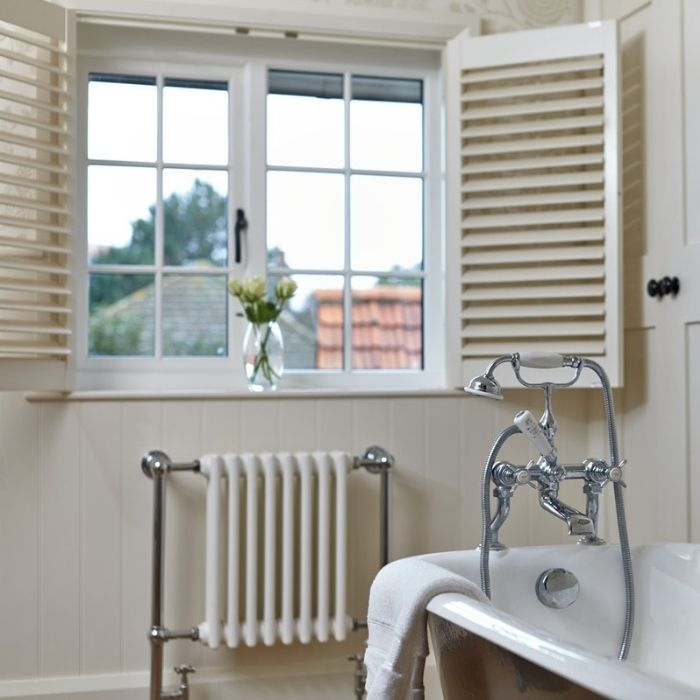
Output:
[163, 79, 228, 165]
[350, 78, 422, 173]
[88, 74, 157, 162]
[89, 273, 154, 356]
[163, 169, 228, 267]
[267, 94, 344, 168]
[162, 274, 227, 356]
[88, 165, 156, 265]
[350, 100, 423, 172]
[350, 175, 423, 271]
[351, 276, 422, 370]
[267, 171, 344, 270]
[270, 273, 344, 370]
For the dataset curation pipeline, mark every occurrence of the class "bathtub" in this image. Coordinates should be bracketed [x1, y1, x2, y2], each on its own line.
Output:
[422, 544, 700, 699]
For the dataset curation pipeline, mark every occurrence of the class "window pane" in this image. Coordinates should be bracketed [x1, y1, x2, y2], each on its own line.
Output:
[271, 273, 344, 370]
[350, 175, 423, 271]
[88, 74, 157, 162]
[267, 171, 345, 270]
[163, 169, 228, 267]
[267, 93, 344, 168]
[350, 77, 423, 172]
[88, 165, 156, 265]
[163, 79, 228, 165]
[89, 273, 154, 356]
[162, 274, 227, 356]
[351, 277, 422, 370]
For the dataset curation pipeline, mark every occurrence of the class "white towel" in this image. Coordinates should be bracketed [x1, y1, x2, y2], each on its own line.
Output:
[364, 557, 489, 700]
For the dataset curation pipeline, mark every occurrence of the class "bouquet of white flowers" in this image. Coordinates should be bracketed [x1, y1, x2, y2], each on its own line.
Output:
[228, 276, 297, 388]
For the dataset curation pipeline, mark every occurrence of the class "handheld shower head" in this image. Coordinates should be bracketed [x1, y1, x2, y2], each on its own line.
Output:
[463, 373, 504, 400]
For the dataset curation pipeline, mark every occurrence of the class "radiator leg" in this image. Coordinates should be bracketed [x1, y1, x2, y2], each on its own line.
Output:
[348, 654, 367, 699]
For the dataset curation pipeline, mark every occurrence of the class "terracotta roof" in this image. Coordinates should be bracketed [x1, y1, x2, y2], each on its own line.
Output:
[314, 286, 422, 370]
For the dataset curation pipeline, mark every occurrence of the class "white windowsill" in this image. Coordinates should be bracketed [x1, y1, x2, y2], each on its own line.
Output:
[25, 386, 464, 402]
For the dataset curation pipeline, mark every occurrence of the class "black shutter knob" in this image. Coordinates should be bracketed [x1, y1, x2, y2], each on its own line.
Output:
[660, 276, 680, 296]
[647, 279, 661, 298]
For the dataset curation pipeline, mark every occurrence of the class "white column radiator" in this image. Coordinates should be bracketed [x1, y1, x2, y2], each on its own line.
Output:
[197, 451, 352, 649]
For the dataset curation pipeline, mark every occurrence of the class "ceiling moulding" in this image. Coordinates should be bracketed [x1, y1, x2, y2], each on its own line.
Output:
[53, 0, 479, 48]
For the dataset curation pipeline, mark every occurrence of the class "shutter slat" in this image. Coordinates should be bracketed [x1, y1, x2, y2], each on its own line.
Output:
[0, 88, 68, 117]
[462, 95, 603, 121]
[462, 190, 603, 211]
[461, 57, 604, 85]
[0, 234, 71, 255]
[0, 299, 71, 314]
[0, 258, 71, 276]
[462, 76, 603, 103]
[0, 343, 70, 357]
[0, 130, 69, 157]
[0, 194, 70, 216]
[0, 215, 71, 236]
[461, 339, 605, 358]
[0, 109, 68, 136]
[462, 133, 603, 157]
[462, 114, 604, 139]
[0, 277, 70, 296]
[0, 67, 69, 97]
[461, 283, 605, 302]
[0, 173, 69, 196]
[463, 208, 605, 229]
[464, 245, 604, 266]
[0, 25, 68, 54]
[463, 264, 604, 285]
[0, 47, 68, 78]
[0, 321, 71, 336]
[462, 302, 604, 320]
[0, 152, 67, 176]
[463, 171, 603, 193]
[461, 153, 604, 175]
[464, 320, 604, 339]
[462, 227, 605, 248]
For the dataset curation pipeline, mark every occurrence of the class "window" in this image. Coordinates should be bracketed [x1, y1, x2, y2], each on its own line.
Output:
[75, 30, 443, 391]
[266, 71, 425, 373]
[86, 74, 230, 359]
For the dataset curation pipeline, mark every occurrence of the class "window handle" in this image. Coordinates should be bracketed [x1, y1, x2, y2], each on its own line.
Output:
[234, 208, 248, 264]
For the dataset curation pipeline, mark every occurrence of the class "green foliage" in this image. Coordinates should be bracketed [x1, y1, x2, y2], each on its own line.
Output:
[90, 179, 227, 307]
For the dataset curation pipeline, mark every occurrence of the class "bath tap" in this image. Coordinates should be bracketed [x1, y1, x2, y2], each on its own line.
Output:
[465, 351, 635, 662]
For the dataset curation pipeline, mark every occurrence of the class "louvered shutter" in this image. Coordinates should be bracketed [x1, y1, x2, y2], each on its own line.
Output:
[446, 21, 622, 387]
[0, 0, 73, 390]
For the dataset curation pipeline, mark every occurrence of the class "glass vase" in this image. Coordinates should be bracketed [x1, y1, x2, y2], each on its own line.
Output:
[242, 320, 284, 392]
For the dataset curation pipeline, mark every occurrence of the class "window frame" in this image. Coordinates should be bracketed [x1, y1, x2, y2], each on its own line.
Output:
[74, 34, 445, 392]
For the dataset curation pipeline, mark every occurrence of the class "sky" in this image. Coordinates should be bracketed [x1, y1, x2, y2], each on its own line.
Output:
[87, 80, 424, 291]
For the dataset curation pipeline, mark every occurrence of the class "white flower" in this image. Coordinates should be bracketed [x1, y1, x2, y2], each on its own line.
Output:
[275, 277, 297, 301]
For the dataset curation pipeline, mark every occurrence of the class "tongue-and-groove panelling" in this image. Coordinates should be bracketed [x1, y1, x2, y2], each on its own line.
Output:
[0, 390, 591, 697]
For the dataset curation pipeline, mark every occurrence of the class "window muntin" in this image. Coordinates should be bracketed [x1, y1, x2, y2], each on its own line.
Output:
[86, 73, 230, 358]
[266, 69, 425, 372]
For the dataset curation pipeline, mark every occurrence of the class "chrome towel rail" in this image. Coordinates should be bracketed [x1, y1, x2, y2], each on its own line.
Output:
[142, 445, 393, 700]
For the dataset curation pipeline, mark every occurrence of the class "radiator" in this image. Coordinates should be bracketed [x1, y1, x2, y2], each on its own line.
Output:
[197, 451, 352, 649]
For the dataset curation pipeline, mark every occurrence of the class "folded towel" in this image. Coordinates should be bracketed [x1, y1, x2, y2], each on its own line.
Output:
[364, 557, 488, 700]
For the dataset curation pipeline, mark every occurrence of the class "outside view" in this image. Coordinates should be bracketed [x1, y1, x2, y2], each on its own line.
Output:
[87, 70, 425, 369]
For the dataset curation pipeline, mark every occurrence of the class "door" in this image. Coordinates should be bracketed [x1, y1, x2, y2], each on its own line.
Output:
[593, 0, 700, 543]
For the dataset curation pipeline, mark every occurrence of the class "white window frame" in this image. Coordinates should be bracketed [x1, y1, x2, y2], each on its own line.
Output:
[74, 29, 445, 392]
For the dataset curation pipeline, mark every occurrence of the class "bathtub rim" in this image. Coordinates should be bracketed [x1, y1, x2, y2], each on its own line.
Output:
[427, 589, 696, 700]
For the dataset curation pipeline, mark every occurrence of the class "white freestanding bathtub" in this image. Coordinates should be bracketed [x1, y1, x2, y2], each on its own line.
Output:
[422, 544, 700, 699]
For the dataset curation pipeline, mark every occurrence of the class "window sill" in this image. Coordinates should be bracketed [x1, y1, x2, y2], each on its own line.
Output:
[25, 387, 464, 402]
[25, 389, 460, 403]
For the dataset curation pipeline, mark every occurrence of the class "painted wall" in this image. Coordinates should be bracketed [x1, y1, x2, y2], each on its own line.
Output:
[0, 1, 589, 699]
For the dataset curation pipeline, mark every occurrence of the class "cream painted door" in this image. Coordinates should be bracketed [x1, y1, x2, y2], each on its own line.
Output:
[591, 0, 700, 543]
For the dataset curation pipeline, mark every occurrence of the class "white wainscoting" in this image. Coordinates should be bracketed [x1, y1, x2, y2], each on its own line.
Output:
[0, 389, 593, 697]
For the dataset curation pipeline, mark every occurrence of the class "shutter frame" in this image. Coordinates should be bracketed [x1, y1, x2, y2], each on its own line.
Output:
[0, 0, 74, 390]
[445, 21, 622, 388]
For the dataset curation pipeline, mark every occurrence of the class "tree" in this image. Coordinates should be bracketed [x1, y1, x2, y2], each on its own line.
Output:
[90, 179, 227, 307]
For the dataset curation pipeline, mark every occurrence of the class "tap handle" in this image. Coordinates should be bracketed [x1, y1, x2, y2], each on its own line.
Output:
[174, 664, 195, 686]
[514, 409, 557, 464]
[518, 351, 564, 369]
